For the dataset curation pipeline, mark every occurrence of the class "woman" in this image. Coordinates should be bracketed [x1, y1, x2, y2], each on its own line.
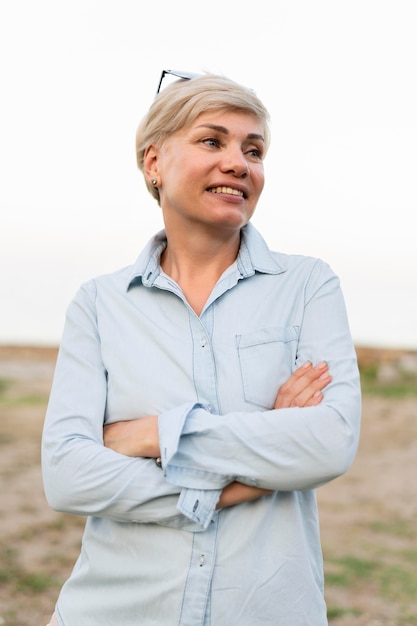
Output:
[42, 72, 361, 625]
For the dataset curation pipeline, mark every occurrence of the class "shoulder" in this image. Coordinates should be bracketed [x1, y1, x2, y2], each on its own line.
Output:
[69, 263, 136, 308]
[269, 250, 334, 275]
[243, 223, 335, 279]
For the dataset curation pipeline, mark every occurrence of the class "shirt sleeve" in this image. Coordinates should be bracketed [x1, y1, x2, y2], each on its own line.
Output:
[41, 280, 205, 531]
[158, 259, 362, 527]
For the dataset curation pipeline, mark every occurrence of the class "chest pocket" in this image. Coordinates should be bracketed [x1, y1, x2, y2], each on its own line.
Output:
[236, 326, 299, 409]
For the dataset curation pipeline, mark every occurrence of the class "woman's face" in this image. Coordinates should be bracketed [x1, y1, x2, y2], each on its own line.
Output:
[149, 109, 266, 234]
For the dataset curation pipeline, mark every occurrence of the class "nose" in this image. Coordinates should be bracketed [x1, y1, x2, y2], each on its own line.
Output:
[220, 146, 249, 178]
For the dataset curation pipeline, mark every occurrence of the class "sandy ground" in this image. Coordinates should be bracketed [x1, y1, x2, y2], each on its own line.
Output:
[0, 345, 416, 625]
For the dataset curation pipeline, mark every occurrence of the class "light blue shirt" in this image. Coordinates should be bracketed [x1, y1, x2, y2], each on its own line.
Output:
[42, 223, 361, 625]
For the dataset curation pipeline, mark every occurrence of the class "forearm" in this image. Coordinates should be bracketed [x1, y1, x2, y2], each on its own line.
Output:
[42, 432, 180, 521]
[162, 400, 360, 493]
[216, 482, 273, 509]
[103, 415, 160, 458]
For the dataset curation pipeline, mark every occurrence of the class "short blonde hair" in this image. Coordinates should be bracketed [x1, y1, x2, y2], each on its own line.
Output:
[136, 73, 271, 204]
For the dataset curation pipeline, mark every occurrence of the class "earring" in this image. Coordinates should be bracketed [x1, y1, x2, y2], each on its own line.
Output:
[151, 179, 157, 186]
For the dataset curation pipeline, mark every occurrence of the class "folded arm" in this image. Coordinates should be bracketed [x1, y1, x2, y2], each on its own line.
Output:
[103, 360, 333, 508]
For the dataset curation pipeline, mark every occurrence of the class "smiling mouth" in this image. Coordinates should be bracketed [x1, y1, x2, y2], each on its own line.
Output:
[207, 186, 245, 198]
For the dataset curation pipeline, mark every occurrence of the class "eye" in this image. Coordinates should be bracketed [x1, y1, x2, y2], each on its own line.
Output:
[202, 137, 221, 148]
[246, 147, 263, 160]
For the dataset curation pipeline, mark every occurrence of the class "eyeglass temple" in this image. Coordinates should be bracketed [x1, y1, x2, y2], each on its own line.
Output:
[156, 69, 201, 95]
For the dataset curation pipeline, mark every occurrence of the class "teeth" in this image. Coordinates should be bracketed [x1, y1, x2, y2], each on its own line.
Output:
[208, 186, 243, 197]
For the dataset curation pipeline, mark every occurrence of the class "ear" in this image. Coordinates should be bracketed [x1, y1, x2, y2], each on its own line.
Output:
[143, 144, 160, 181]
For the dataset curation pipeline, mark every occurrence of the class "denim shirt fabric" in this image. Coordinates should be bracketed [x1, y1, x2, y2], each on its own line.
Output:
[42, 223, 361, 625]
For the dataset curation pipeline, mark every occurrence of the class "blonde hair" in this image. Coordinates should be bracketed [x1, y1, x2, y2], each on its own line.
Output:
[136, 73, 271, 204]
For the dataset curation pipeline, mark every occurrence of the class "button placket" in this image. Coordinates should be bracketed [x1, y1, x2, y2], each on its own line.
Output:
[190, 308, 219, 414]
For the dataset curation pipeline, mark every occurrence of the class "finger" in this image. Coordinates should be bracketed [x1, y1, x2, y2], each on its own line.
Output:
[304, 390, 324, 407]
[274, 361, 329, 409]
[274, 362, 313, 407]
[293, 371, 332, 407]
[291, 360, 313, 378]
[288, 361, 329, 391]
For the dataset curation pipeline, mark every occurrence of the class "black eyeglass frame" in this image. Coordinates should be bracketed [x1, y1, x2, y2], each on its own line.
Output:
[156, 69, 201, 95]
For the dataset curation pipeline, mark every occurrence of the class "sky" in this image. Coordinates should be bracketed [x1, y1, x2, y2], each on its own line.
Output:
[1, 0, 416, 349]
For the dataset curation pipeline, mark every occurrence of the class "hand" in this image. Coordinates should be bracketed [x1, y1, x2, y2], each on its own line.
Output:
[103, 415, 159, 458]
[274, 361, 331, 409]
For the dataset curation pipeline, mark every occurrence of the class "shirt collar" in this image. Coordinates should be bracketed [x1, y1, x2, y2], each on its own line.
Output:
[237, 223, 286, 277]
[127, 223, 286, 291]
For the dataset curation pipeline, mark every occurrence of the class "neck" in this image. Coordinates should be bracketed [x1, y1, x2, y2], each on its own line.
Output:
[160, 224, 242, 315]
[162, 228, 241, 279]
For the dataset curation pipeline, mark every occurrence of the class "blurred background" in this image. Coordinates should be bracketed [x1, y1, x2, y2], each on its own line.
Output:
[0, 1, 416, 624]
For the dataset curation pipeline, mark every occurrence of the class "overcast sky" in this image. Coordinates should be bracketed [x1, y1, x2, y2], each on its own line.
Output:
[1, 0, 416, 348]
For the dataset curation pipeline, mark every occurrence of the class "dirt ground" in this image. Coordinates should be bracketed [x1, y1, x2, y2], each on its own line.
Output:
[0, 345, 416, 626]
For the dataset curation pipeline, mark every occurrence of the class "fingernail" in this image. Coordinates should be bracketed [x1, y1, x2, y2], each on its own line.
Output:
[302, 360, 312, 369]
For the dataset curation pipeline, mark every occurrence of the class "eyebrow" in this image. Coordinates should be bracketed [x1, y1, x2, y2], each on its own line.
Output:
[195, 123, 264, 143]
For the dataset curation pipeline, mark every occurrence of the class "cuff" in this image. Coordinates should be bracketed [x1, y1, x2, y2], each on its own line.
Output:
[158, 402, 204, 469]
[177, 487, 221, 530]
